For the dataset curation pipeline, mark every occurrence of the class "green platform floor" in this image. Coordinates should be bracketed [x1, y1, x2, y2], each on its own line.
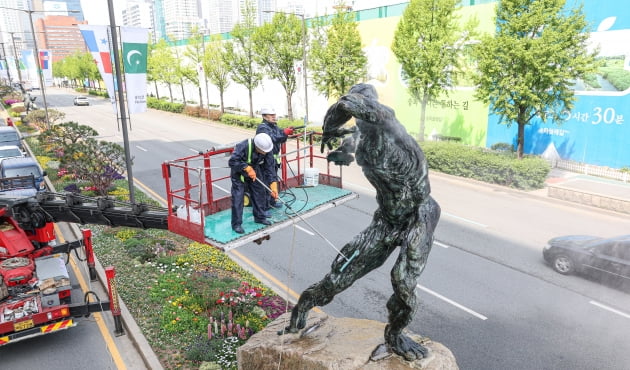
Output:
[204, 185, 354, 246]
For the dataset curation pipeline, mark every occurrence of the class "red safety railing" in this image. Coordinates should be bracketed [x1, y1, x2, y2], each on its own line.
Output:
[161, 131, 345, 244]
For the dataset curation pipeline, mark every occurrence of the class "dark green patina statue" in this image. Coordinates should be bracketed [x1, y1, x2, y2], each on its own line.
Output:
[278, 83, 441, 361]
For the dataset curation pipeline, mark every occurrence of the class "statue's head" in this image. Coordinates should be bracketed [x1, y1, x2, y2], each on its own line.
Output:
[348, 83, 378, 100]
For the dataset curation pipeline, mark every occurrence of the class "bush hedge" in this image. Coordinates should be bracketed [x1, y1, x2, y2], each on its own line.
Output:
[147, 96, 185, 113]
[219, 113, 304, 130]
[421, 141, 550, 190]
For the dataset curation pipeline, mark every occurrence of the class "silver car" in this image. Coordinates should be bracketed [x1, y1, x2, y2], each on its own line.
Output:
[73, 96, 90, 106]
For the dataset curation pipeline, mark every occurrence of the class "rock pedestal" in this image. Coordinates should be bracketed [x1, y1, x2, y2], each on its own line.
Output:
[237, 311, 458, 370]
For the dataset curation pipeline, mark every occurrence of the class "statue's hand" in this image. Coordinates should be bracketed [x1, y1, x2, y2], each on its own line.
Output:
[320, 126, 357, 153]
[327, 150, 355, 166]
[321, 102, 353, 153]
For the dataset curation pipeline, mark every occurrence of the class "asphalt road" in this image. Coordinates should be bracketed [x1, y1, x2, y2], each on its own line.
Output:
[41, 88, 630, 369]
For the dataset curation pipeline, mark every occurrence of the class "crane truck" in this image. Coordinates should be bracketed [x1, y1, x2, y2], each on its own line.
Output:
[0, 132, 357, 345]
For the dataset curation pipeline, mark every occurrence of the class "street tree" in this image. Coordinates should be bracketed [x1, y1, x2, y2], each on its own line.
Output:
[184, 26, 206, 107]
[147, 37, 160, 99]
[205, 35, 231, 113]
[309, 5, 367, 99]
[173, 46, 193, 104]
[225, 0, 262, 117]
[25, 109, 66, 131]
[472, 0, 599, 158]
[149, 38, 178, 102]
[38, 121, 98, 153]
[392, 0, 476, 141]
[252, 12, 303, 120]
[60, 138, 126, 196]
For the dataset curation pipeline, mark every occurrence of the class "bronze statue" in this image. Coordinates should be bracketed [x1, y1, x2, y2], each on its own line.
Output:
[278, 83, 441, 361]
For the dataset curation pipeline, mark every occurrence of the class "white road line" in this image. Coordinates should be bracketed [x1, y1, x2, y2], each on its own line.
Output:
[434, 241, 449, 248]
[590, 301, 630, 319]
[136, 145, 148, 152]
[189, 148, 200, 153]
[417, 284, 488, 320]
[295, 224, 314, 235]
[443, 212, 488, 228]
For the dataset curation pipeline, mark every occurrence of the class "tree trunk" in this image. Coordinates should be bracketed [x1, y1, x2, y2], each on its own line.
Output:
[418, 93, 429, 142]
[198, 86, 203, 108]
[180, 79, 186, 104]
[517, 121, 525, 159]
[248, 88, 253, 118]
[168, 84, 173, 102]
[286, 92, 293, 120]
[154, 81, 160, 100]
[220, 90, 225, 114]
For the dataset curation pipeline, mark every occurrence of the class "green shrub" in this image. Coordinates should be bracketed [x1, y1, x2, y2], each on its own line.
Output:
[490, 142, 515, 152]
[220, 113, 260, 129]
[421, 141, 550, 190]
[147, 96, 184, 113]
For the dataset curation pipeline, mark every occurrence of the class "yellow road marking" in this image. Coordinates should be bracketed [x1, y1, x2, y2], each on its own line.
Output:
[55, 224, 127, 370]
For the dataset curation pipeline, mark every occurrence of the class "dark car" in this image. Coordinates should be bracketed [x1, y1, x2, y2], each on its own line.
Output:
[543, 235, 630, 285]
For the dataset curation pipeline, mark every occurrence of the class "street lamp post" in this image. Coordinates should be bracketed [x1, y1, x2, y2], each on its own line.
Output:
[0, 6, 80, 128]
[8, 32, 23, 84]
[107, 0, 136, 204]
[0, 42, 13, 84]
[26, 9, 51, 127]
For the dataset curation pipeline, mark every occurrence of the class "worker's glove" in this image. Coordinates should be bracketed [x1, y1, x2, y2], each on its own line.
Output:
[284, 127, 294, 136]
[270, 182, 279, 199]
[244, 165, 256, 181]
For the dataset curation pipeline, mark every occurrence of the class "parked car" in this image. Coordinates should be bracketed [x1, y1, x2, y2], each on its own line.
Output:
[543, 235, 630, 285]
[0, 126, 22, 150]
[0, 157, 47, 192]
[0, 145, 25, 162]
[73, 96, 90, 106]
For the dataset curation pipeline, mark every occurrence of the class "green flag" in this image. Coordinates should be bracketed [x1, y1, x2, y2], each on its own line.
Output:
[122, 42, 148, 74]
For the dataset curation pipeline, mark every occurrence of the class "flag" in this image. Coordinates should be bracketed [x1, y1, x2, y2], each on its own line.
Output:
[39, 50, 53, 86]
[20, 50, 38, 88]
[78, 25, 117, 112]
[0, 60, 7, 81]
[121, 27, 149, 114]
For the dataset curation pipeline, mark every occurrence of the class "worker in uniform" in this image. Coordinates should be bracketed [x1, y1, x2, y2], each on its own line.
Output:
[228, 133, 278, 234]
[256, 107, 293, 210]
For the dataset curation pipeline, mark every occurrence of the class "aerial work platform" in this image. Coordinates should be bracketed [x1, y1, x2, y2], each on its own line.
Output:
[162, 132, 358, 251]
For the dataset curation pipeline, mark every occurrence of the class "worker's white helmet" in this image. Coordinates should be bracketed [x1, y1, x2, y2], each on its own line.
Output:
[260, 106, 276, 115]
[254, 133, 273, 153]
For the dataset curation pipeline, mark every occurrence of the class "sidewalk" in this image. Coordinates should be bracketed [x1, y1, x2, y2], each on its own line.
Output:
[542, 167, 630, 215]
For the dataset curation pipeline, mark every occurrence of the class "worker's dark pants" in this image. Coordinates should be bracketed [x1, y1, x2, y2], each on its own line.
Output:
[231, 175, 267, 228]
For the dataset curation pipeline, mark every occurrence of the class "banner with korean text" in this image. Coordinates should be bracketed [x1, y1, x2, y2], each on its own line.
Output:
[78, 25, 117, 112]
[39, 50, 53, 86]
[121, 27, 149, 114]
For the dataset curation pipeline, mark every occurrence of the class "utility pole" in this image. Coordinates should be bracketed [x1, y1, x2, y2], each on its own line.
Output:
[107, 0, 136, 204]
[8, 32, 23, 84]
[0, 42, 12, 84]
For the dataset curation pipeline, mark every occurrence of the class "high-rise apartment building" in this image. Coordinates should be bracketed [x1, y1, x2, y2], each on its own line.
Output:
[162, 0, 201, 40]
[122, 0, 156, 41]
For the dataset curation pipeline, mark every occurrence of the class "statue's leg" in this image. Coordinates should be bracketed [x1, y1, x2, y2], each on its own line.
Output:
[280, 215, 395, 335]
[385, 198, 440, 360]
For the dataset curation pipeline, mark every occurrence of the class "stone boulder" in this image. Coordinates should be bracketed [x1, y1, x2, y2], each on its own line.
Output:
[238, 311, 458, 369]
